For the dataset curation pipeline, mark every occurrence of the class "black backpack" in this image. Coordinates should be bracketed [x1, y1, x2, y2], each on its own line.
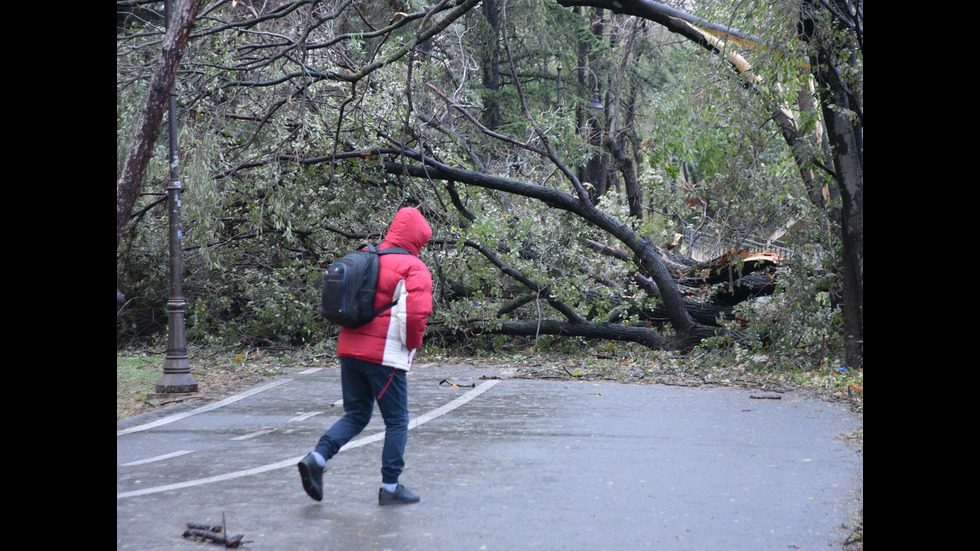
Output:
[320, 244, 411, 328]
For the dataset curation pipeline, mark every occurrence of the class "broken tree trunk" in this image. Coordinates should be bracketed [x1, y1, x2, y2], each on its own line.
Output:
[587, 240, 780, 325]
[677, 249, 780, 287]
[426, 242, 780, 349]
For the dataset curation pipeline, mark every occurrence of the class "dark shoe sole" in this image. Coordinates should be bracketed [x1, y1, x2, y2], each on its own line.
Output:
[379, 488, 420, 505]
[298, 460, 323, 501]
[379, 497, 420, 505]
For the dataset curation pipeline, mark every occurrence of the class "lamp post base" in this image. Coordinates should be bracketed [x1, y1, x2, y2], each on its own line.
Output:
[155, 296, 197, 394]
[154, 382, 198, 394]
[154, 377, 198, 394]
[155, 357, 198, 394]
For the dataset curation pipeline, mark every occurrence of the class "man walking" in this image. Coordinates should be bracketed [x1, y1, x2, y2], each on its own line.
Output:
[299, 207, 434, 505]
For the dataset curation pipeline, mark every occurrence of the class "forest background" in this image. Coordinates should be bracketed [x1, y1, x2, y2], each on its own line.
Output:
[116, 0, 863, 421]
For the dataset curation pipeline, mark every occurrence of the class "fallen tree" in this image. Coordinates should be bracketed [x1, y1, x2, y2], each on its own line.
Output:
[217, 142, 784, 351]
[425, 234, 778, 349]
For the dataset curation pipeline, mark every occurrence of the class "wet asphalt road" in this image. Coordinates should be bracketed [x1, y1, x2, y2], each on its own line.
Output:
[117, 363, 862, 550]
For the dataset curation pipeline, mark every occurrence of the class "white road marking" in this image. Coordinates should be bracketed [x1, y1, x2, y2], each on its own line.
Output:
[120, 450, 194, 466]
[116, 379, 292, 436]
[117, 379, 501, 499]
[289, 411, 324, 422]
[231, 428, 277, 441]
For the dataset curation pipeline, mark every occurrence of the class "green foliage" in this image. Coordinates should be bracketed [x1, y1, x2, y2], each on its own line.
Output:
[117, 0, 854, 371]
[116, 198, 172, 346]
[642, 44, 799, 235]
[735, 237, 845, 370]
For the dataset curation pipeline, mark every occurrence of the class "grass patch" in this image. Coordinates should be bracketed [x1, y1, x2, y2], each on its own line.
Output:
[116, 345, 324, 420]
[117, 353, 164, 419]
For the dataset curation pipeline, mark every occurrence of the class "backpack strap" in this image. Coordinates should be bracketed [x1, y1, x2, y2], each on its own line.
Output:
[377, 246, 411, 256]
[372, 246, 412, 315]
[357, 244, 410, 256]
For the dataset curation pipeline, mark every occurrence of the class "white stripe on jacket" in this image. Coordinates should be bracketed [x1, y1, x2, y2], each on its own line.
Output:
[382, 280, 417, 371]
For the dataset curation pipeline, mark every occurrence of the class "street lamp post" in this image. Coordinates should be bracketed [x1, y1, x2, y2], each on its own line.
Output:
[155, 0, 198, 394]
[556, 61, 603, 112]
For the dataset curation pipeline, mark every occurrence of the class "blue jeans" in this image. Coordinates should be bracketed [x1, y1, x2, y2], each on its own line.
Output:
[314, 357, 409, 485]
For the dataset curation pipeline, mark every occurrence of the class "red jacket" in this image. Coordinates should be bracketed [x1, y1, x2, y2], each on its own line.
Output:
[337, 207, 433, 370]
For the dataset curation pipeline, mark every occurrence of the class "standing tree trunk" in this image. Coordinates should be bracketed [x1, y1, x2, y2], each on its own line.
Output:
[604, 16, 643, 217]
[574, 6, 606, 202]
[799, 0, 863, 367]
[479, 0, 503, 131]
[116, 0, 202, 251]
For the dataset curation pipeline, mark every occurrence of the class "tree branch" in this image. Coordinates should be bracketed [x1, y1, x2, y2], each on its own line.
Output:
[432, 238, 586, 324]
[117, 0, 203, 251]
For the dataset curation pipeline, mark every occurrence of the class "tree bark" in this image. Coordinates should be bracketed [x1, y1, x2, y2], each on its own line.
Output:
[429, 318, 671, 349]
[799, 0, 863, 366]
[117, 0, 202, 251]
[604, 136, 642, 216]
[480, 0, 503, 131]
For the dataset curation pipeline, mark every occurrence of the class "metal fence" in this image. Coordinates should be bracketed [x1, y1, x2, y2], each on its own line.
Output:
[683, 229, 801, 262]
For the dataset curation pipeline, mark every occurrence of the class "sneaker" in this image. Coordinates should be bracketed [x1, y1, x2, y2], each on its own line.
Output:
[297, 453, 324, 501]
[379, 484, 420, 505]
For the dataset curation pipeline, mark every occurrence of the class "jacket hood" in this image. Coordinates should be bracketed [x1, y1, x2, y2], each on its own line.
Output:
[381, 207, 432, 256]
